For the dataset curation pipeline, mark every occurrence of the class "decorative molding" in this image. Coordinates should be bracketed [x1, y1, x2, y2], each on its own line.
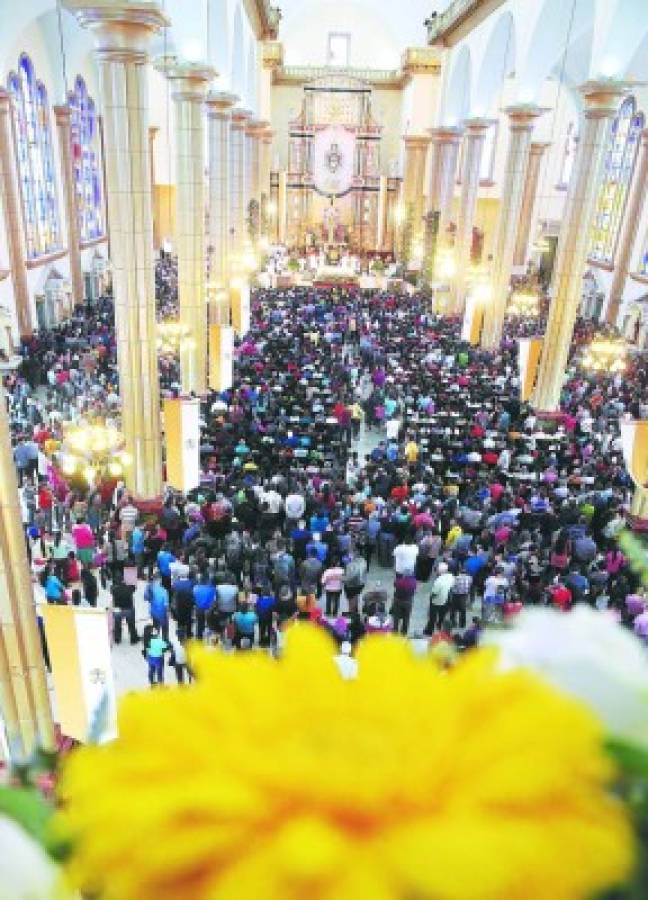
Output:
[274, 65, 404, 90]
[426, 0, 506, 47]
[586, 257, 615, 272]
[630, 271, 648, 285]
[0, 268, 10, 281]
[243, 0, 281, 40]
[401, 47, 442, 78]
[25, 249, 68, 269]
[80, 236, 108, 250]
[262, 41, 283, 70]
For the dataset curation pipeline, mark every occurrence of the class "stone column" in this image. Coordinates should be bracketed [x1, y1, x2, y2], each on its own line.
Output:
[68, 0, 166, 499]
[260, 126, 273, 217]
[165, 61, 214, 395]
[605, 128, 648, 324]
[0, 382, 54, 756]
[533, 80, 629, 411]
[513, 140, 550, 266]
[246, 120, 261, 211]
[427, 125, 462, 241]
[230, 108, 251, 262]
[0, 90, 32, 337]
[402, 135, 431, 240]
[453, 118, 490, 312]
[481, 105, 545, 350]
[53, 106, 84, 307]
[206, 91, 237, 325]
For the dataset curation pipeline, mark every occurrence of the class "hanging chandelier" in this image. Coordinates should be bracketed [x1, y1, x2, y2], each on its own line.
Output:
[157, 319, 195, 355]
[59, 420, 130, 484]
[580, 336, 627, 373]
[507, 287, 540, 317]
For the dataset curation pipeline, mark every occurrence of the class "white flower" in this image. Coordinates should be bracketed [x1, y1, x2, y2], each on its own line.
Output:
[0, 815, 61, 899]
[484, 604, 648, 748]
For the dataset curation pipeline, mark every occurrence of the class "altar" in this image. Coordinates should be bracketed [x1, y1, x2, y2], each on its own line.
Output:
[313, 263, 359, 289]
[274, 74, 401, 255]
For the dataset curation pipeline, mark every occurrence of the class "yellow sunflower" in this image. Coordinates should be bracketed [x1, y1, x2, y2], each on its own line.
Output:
[55, 626, 633, 900]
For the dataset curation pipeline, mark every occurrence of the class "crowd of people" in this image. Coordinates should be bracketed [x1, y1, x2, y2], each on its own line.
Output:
[5, 257, 648, 687]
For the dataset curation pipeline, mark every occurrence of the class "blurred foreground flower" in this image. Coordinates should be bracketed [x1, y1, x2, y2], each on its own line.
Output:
[0, 815, 62, 900]
[484, 604, 648, 748]
[56, 626, 632, 900]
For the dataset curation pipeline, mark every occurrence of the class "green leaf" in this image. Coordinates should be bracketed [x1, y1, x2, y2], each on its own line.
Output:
[606, 738, 648, 777]
[0, 785, 53, 846]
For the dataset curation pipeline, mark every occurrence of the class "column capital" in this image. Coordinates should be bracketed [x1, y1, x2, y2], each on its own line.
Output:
[530, 140, 551, 152]
[580, 79, 633, 115]
[246, 118, 268, 137]
[429, 125, 463, 144]
[0, 87, 11, 115]
[504, 104, 549, 129]
[403, 134, 431, 149]
[639, 127, 648, 148]
[52, 104, 72, 125]
[462, 117, 496, 135]
[63, 1, 169, 56]
[231, 108, 253, 130]
[157, 58, 216, 100]
[206, 91, 239, 118]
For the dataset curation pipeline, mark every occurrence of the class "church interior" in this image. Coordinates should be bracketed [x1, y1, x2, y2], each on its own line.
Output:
[1, 2, 648, 898]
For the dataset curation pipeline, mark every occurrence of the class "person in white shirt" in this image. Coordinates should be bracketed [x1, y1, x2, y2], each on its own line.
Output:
[333, 642, 358, 680]
[264, 488, 284, 516]
[285, 491, 305, 522]
[393, 537, 419, 576]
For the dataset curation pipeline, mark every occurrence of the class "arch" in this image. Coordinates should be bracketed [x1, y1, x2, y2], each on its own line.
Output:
[230, 4, 246, 99]
[442, 45, 471, 125]
[593, 0, 648, 80]
[517, 0, 594, 101]
[473, 12, 515, 116]
[208, 0, 231, 85]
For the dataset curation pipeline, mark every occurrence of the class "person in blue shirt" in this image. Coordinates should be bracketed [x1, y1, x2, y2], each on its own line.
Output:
[309, 512, 329, 533]
[44, 569, 65, 603]
[306, 534, 328, 564]
[157, 545, 176, 590]
[144, 577, 170, 640]
[233, 602, 258, 648]
[193, 574, 216, 639]
[146, 626, 167, 686]
[255, 591, 276, 647]
[130, 525, 146, 576]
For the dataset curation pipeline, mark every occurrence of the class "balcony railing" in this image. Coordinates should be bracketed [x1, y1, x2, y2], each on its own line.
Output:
[275, 65, 402, 87]
[425, 0, 503, 45]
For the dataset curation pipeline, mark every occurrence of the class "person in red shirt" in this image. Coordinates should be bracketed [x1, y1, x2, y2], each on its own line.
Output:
[550, 582, 572, 611]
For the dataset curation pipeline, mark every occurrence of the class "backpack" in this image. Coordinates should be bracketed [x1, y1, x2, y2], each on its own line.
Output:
[344, 557, 366, 589]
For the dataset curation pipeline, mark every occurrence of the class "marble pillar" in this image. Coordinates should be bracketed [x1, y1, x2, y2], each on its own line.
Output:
[453, 118, 490, 313]
[0, 90, 32, 337]
[230, 108, 251, 262]
[513, 140, 550, 266]
[427, 126, 462, 241]
[53, 105, 84, 307]
[260, 126, 273, 222]
[206, 91, 237, 325]
[481, 105, 545, 350]
[165, 61, 214, 395]
[0, 381, 54, 756]
[68, 0, 166, 499]
[533, 80, 629, 411]
[606, 128, 648, 325]
[402, 135, 431, 239]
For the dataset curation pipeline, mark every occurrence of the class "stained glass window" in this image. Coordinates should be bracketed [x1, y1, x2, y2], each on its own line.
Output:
[7, 55, 61, 258]
[68, 75, 103, 242]
[558, 121, 578, 188]
[590, 96, 644, 264]
[479, 122, 498, 182]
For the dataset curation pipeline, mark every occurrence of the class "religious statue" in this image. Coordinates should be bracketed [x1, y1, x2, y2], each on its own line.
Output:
[325, 142, 342, 174]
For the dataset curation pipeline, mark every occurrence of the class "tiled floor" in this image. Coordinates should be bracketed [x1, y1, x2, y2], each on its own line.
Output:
[37, 423, 446, 699]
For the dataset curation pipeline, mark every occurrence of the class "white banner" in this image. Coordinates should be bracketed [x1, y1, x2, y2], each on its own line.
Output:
[164, 397, 201, 493]
[312, 125, 356, 197]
